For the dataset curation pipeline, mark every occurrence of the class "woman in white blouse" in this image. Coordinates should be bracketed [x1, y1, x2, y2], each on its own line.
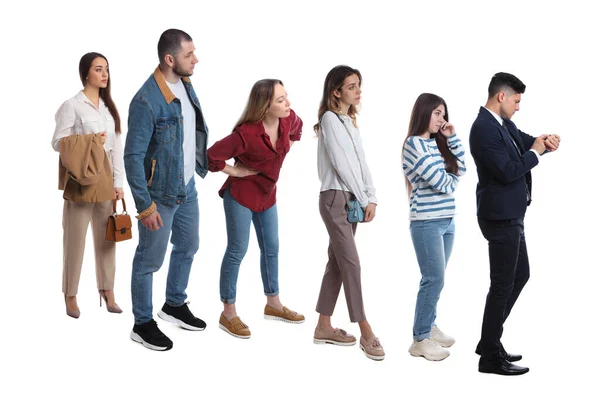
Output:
[312, 65, 384, 361]
[52, 52, 124, 318]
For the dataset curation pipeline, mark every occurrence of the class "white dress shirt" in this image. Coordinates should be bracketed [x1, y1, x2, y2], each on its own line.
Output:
[317, 111, 377, 208]
[52, 91, 125, 187]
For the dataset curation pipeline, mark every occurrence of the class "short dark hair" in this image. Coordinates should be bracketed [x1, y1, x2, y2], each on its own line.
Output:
[488, 72, 526, 99]
[157, 29, 193, 65]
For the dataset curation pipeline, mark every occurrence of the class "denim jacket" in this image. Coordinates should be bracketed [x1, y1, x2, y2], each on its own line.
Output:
[124, 67, 208, 218]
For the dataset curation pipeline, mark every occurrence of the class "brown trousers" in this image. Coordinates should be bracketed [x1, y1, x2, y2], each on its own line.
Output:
[316, 190, 366, 322]
[62, 199, 115, 296]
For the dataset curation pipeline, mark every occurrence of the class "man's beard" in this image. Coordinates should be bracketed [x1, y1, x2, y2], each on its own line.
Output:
[173, 61, 192, 78]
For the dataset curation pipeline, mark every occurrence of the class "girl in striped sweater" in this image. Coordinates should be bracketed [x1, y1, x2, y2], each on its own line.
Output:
[402, 93, 467, 361]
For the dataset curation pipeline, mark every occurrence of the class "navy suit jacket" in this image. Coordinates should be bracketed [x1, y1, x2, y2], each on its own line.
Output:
[469, 107, 539, 220]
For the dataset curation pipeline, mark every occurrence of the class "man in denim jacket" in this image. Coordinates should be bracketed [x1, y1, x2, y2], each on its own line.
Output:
[125, 29, 208, 351]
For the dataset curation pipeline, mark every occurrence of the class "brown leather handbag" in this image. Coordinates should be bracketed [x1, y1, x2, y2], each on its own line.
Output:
[106, 199, 133, 242]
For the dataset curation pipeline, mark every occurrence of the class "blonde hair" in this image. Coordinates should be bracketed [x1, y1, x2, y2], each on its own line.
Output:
[234, 79, 283, 130]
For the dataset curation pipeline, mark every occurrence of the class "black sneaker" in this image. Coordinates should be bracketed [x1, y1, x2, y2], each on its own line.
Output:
[130, 319, 173, 351]
[157, 302, 206, 331]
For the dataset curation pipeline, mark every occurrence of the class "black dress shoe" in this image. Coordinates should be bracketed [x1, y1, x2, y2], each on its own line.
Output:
[475, 344, 522, 362]
[502, 351, 522, 362]
[478, 357, 529, 376]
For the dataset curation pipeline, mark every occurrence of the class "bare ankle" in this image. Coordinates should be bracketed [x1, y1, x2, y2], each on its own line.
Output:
[358, 321, 374, 339]
[65, 295, 78, 308]
[266, 295, 283, 311]
[317, 315, 334, 331]
[223, 304, 237, 321]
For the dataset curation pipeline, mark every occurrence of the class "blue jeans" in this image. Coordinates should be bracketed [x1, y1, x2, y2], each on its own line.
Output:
[220, 189, 279, 303]
[131, 179, 199, 324]
[410, 218, 455, 340]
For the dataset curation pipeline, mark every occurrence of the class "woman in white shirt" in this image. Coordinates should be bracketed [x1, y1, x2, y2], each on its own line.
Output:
[52, 52, 124, 318]
[313, 65, 384, 361]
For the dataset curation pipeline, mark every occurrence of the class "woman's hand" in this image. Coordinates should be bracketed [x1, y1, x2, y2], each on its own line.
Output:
[439, 122, 456, 138]
[364, 203, 377, 222]
[223, 162, 259, 178]
[114, 187, 124, 200]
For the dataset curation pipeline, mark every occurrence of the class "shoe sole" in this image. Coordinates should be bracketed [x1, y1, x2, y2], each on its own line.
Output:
[360, 344, 385, 361]
[478, 368, 529, 376]
[264, 314, 305, 324]
[219, 323, 251, 339]
[157, 310, 206, 331]
[408, 348, 450, 361]
[313, 338, 356, 346]
[130, 331, 172, 351]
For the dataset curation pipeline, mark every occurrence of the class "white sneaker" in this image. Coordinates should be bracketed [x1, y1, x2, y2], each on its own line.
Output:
[431, 325, 455, 348]
[409, 338, 450, 361]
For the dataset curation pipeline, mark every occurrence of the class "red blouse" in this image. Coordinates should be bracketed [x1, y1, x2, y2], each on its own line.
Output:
[207, 109, 303, 212]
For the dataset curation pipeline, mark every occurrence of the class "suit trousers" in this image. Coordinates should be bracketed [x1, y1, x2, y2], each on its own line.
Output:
[316, 190, 366, 322]
[477, 217, 530, 359]
[62, 199, 116, 296]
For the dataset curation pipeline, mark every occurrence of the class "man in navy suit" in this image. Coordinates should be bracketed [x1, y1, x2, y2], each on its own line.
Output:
[470, 72, 560, 375]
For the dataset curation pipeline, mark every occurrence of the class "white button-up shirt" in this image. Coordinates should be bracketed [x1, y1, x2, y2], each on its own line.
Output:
[52, 91, 124, 187]
[317, 111, 377, 208]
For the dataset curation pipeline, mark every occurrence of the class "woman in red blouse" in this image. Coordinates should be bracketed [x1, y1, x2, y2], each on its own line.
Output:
[207, 79, 305, 339]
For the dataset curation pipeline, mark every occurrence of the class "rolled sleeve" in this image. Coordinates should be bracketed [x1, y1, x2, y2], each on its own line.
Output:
[288, 109, 303, 141]
[207, 130, 246, 172]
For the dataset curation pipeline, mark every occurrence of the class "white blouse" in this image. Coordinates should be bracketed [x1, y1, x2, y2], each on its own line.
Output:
[317, 111, 377, 208]
[51, 91, 124, 188]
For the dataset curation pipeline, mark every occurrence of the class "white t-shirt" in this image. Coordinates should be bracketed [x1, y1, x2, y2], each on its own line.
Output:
[167, 79, 196, 184]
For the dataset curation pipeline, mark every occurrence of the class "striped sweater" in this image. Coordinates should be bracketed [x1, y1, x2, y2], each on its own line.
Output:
[402, 134, 467, 220]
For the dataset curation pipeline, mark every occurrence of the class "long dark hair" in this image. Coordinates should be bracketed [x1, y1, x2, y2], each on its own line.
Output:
[233, 79, 283, 131]
[79, 52, 121, 134]
[403, 93, 458, 193]
[314, 65, 362, 133]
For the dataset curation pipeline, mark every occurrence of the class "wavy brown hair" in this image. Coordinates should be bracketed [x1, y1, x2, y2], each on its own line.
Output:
[402, 93, 458, 195]
[314, 65, 362, 133]
[234, 79, 283, 131]
[79, 52, 121, 134]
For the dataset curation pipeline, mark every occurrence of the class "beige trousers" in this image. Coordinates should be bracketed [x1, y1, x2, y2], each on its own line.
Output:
[62, 199, 115, 296]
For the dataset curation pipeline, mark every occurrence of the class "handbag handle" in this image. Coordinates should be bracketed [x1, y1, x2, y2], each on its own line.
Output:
[112, 198, 128, 215]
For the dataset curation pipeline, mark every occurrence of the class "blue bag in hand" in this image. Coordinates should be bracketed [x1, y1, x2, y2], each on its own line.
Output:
[345, 199, 364, 223]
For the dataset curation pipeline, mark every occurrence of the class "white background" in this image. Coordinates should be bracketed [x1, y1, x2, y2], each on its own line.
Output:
[1, 0, 598, 410]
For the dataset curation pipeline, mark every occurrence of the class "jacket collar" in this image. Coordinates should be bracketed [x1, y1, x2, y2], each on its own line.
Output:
[153, 66, 191, 105]
[482, 106, 503, 126]
[480, 107, 524, 154]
